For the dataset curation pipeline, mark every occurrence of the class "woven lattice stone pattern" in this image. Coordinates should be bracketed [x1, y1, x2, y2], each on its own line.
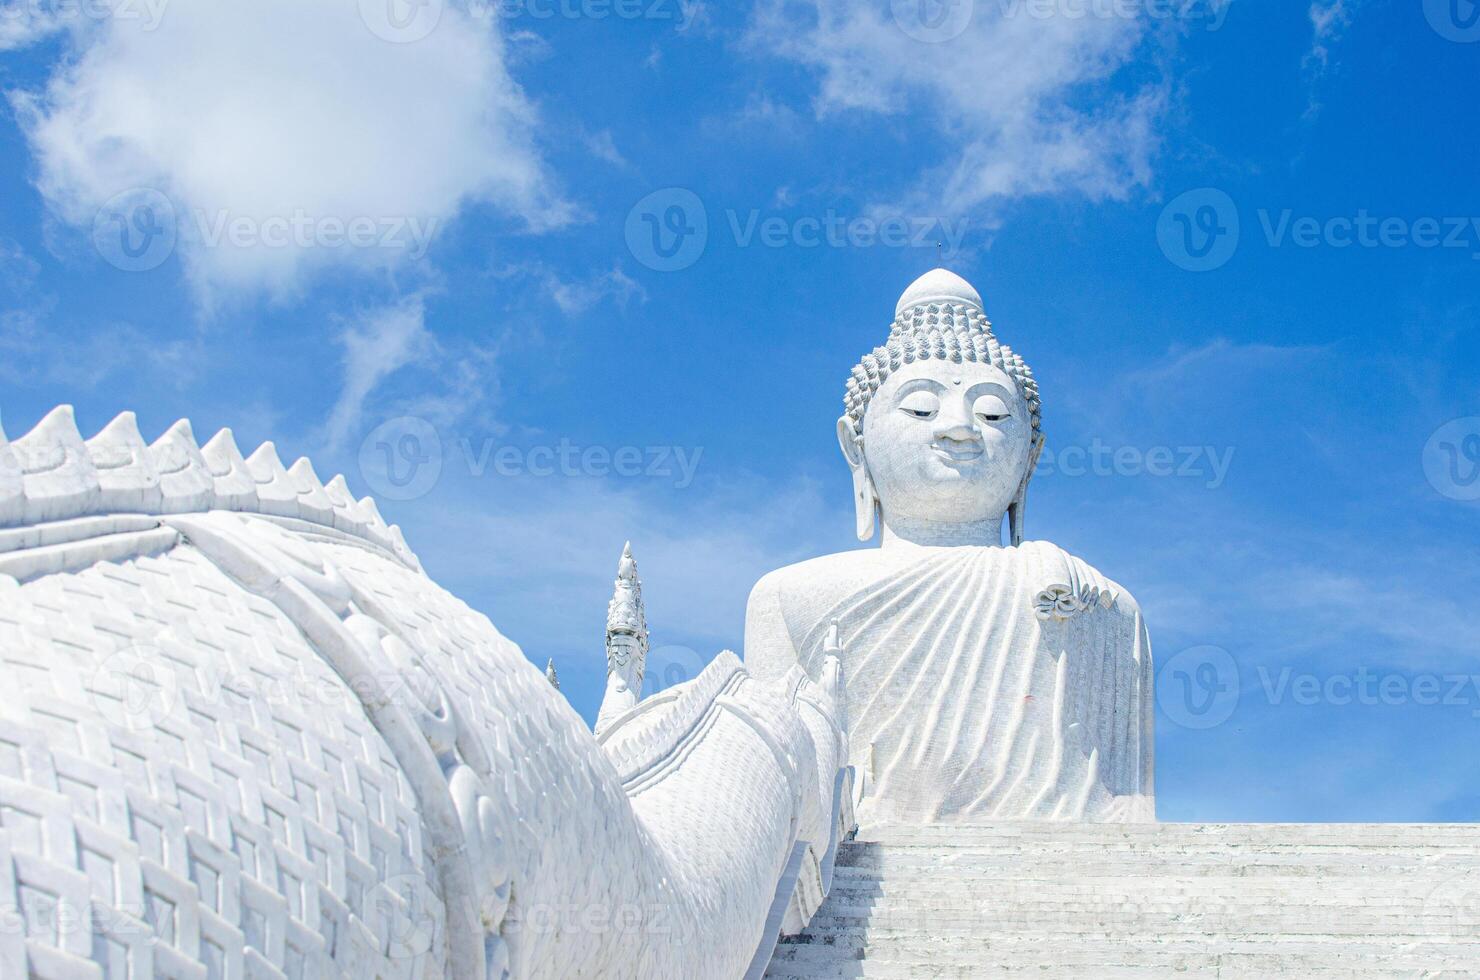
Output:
[0, 546, 439, 980]
[0, 407, 853, 980]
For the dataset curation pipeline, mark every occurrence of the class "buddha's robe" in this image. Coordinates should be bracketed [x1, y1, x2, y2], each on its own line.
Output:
[744, 541, 1155, 824]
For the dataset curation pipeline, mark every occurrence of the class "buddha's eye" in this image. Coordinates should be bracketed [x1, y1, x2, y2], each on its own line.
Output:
[973, 393, 1011, 423]
[898, 390, 939, 420]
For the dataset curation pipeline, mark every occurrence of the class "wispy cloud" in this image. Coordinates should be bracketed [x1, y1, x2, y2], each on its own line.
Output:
[748, 0, 1174, 215]
[581, 129, 631, 170]
[1303, 0, 1357, 119]
[543, 265, 646, 316]
[322, 297, 435, 452]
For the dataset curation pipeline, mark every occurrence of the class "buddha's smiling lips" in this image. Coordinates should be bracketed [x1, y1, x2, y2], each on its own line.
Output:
[931, 442, 985, 463]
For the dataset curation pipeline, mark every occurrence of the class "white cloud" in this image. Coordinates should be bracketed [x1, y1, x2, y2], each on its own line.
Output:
[581, 129, 631, 170]
[1306, 0, 1353, 69]
[13, 0, 568, 301]
[749, 0, 1174, 214]
[1303, 0, 1356, 118]
[543, 265, 645, 316]
[323, 297, 435, 450]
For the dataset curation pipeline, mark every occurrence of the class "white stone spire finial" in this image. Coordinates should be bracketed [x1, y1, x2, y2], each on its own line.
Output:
[605, 541, 648, 647]
[596, 541, 649, 734]
[894, 267, 983, 316]
[545, 659, 560, 690]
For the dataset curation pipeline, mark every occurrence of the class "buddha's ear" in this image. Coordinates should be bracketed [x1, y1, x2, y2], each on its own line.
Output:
[836, 416, 865, 471]
[838, 416, 877, 541]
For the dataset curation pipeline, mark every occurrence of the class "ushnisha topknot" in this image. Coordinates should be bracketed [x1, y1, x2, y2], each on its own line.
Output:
[843, 269, 1041, 437]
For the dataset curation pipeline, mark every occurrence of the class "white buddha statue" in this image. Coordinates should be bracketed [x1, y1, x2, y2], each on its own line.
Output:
[744, 269, 1155, 824]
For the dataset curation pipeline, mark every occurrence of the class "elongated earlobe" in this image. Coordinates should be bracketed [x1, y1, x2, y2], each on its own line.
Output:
[837, 416, 878, 542]
[1010, 434, 1045, 547]
[852, 467, 878, 541]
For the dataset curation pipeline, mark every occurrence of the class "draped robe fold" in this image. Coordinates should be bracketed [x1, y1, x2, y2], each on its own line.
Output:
[745, 542, 1155, 824]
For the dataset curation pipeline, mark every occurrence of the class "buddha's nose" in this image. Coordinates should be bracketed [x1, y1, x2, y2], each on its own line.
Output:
[933, 403, 978, 442]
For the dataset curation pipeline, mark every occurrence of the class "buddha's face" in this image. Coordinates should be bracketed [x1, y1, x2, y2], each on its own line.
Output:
[851, 359, 1032, 528]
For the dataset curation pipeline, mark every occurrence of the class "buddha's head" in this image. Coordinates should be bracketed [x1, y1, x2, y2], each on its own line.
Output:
[839, 269, 1043, 546]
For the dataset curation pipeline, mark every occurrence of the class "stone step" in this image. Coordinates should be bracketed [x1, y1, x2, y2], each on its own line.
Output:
[768, 822, 1480, 977]
[834, 859, 1479, 875]
[804, 898, 1476, 917]
[771, 939, 1480, 961]
[766, 957, 1480, 980]
[769, 939, 1480, 975]
[794, 920, 1479, 942]
[845, 839, 1480, 854]
[825, 874, 1467, 892]
[857, 821, 1480, 838]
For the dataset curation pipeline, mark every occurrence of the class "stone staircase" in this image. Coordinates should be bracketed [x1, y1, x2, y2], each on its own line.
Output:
[766, 822, 1480, 978]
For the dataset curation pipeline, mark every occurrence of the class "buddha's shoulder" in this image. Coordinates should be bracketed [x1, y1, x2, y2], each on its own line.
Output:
[1018, 540, 1144, 619]
[748, 548, 898, 612]
[748, 542, 1142, 619]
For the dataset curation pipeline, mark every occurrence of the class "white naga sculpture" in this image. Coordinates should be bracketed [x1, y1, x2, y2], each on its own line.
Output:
[0, 407, 852, 978]
[745, 269, 1156, 824]
[594, 543, 647, 735]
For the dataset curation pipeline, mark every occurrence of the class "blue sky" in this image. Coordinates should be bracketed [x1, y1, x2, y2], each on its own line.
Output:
[1, 0, 1477, 822]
